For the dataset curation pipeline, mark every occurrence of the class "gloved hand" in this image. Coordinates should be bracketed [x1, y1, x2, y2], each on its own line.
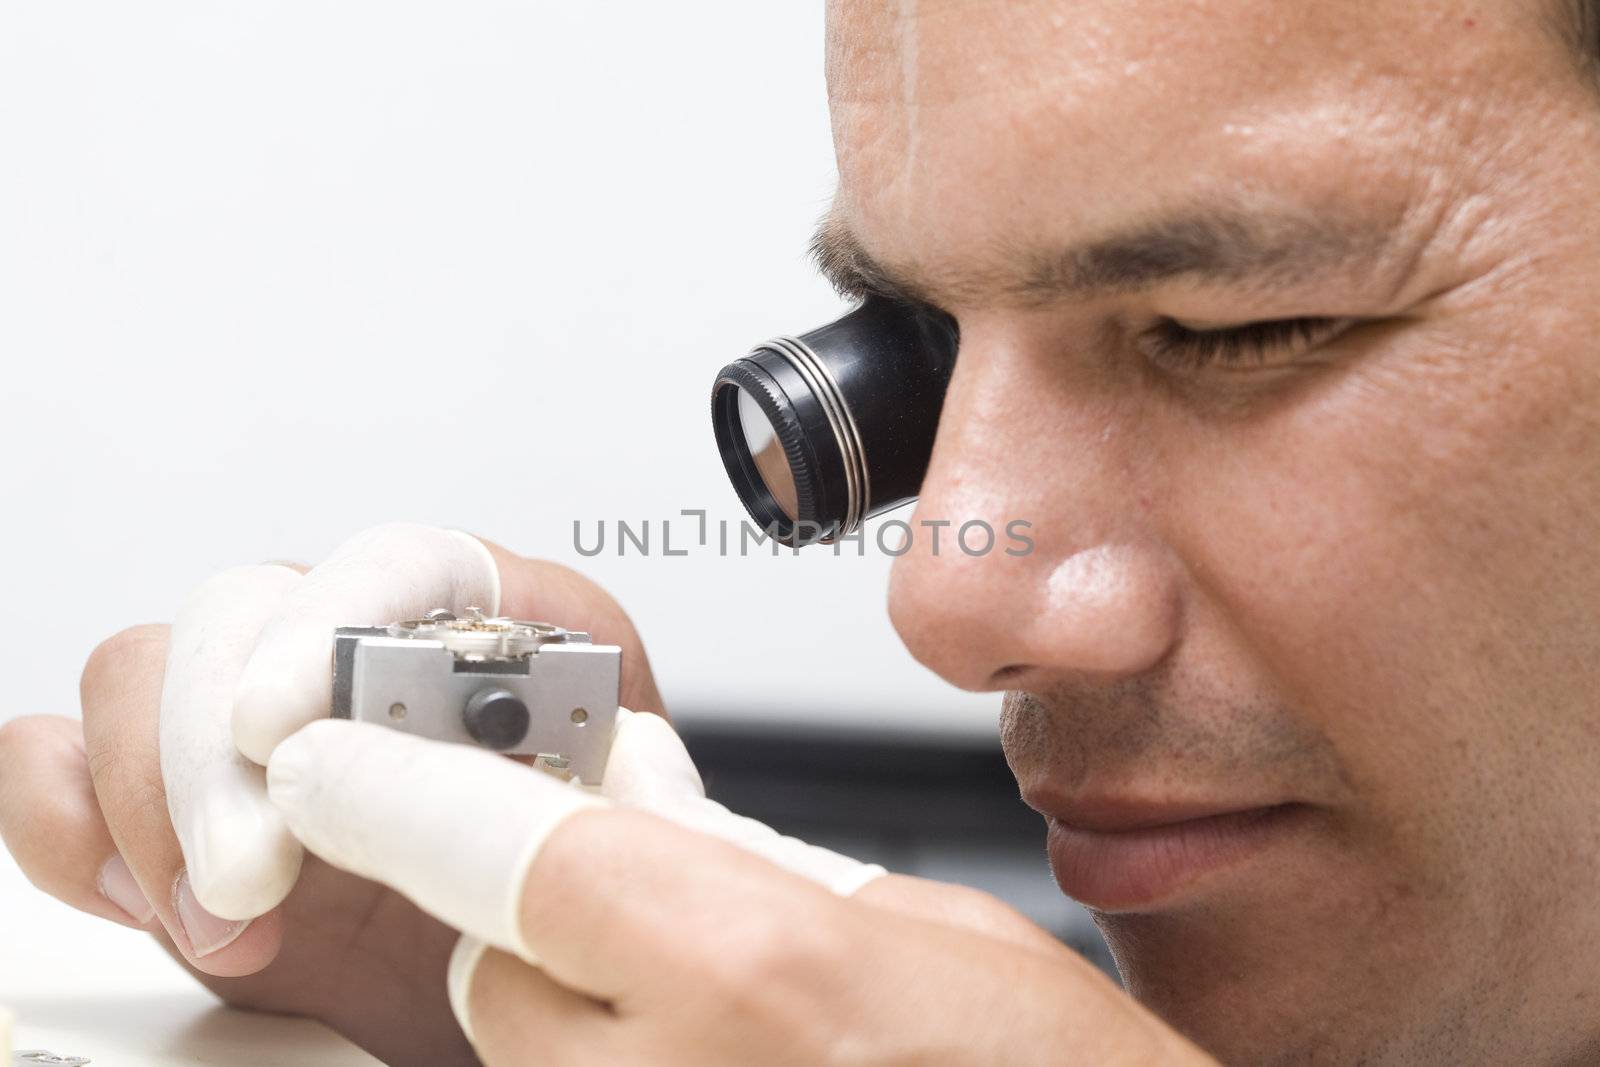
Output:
[0, 522, 662, 1065]
[158, 516, 881, 924]
[161, 522, 502, 923]
[266, 712, 1212, 1067]
[266, 705, 884, 1042]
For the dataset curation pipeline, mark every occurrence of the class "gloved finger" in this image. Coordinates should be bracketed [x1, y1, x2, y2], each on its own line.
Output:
[0, 715, 153, 929]
[599, 707, 706, 805]
[604, 709, 885, 896]
[269, 720, 603, 963]
[267, 719, 841, 1003]
[233, 523, 501, 765]
[161, 564, 306, 922]
[448, 939, 614, 1065]
[82, 620, 287, 975]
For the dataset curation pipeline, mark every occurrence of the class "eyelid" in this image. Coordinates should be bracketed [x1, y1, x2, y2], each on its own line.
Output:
[1136, 315, 1358, 370]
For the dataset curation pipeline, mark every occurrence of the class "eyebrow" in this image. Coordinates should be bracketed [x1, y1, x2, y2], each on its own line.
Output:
[810, 207, 1386, 309]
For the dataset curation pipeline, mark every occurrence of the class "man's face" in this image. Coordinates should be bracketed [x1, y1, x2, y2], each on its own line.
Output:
[826, 1, 1600, 1062]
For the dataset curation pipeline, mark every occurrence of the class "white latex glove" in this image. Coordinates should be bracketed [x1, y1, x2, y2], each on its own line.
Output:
[602, 708, 884, 893]
[265, 712, 885, 1042]
[159, 522, 500, 920]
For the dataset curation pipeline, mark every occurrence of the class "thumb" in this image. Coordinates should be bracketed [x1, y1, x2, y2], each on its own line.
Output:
[599, 708, 706, 807]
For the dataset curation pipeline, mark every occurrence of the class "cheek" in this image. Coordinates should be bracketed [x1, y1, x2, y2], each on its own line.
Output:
[1171, 300, 1600, 807]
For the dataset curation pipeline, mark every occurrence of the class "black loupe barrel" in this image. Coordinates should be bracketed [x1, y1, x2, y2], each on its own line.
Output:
[712, 298, 958, 547]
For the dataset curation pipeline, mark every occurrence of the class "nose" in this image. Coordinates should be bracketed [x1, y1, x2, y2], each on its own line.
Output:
[888, 320, 1184, 693]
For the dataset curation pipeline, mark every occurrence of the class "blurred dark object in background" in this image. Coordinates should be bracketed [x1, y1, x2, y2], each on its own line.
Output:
[679, 719, 1118, 978]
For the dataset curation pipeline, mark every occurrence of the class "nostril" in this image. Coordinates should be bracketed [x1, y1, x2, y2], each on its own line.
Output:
[989, 664, 1031, 687]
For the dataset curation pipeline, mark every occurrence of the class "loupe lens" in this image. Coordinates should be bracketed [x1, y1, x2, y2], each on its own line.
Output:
[734, 386, 799, 521]
[712, 298, 958, 547]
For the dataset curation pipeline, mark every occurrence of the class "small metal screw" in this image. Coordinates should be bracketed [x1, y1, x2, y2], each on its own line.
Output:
[570, 707, 588, 726]
[388, 703, 407, 721]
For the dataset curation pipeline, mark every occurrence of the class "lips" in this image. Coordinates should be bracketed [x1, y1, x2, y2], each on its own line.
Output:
[1033, 794, 1307, 911]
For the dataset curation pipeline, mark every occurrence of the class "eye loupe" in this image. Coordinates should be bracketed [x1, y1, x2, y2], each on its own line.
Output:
[711, 298, 959, 547]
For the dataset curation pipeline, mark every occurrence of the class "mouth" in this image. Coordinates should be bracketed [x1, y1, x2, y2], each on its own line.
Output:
[1037, 796, 1309, 912]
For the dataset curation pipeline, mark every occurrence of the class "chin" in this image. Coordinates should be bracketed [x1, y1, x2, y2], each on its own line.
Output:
[1090, 870, 1486, 1067]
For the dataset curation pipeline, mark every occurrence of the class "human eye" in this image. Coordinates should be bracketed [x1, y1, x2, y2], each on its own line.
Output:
[1136, 315, 1357, 371]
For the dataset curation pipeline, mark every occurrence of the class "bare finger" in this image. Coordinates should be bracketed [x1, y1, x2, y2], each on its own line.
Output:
[0, 715, 152, 928]
[82, 621, 287, 976]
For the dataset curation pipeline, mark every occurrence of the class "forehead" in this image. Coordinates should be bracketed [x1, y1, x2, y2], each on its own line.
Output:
[824, 0, 1565, 289]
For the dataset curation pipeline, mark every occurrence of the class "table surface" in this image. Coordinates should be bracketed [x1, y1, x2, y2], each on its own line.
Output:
[0, 859, 381, 1067]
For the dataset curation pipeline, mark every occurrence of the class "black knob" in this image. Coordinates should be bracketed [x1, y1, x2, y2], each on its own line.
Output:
[463, 688, 530, 751]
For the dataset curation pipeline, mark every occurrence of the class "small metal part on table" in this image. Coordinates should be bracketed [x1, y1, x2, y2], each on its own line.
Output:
[14, 1053, 92, 1065]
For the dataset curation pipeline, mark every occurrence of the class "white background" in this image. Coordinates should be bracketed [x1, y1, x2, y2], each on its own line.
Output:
[0, 2, 1000, 737]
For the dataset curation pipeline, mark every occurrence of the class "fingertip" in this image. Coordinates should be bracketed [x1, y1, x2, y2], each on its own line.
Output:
[96, 853, 157, 926]
[176, 896, 287, 978]
[264, 726, 311, 807]
[447, 936, 487, 1046]
[264, 719, 363, 820]
[188, 813, 304, 922]
[602, 707, 704, 804]
[448, 530, 502, 616]
[233, 657, 328, 767]
[233, 675, 299, 766]
[172, 757, 304, 921]
[270, 716, 351, 765]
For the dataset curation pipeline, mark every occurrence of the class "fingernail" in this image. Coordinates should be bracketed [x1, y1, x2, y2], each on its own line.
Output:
[97, 853, 155, 925]
[447, 936, 487, 1046]
[173, 870, 251, 958]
